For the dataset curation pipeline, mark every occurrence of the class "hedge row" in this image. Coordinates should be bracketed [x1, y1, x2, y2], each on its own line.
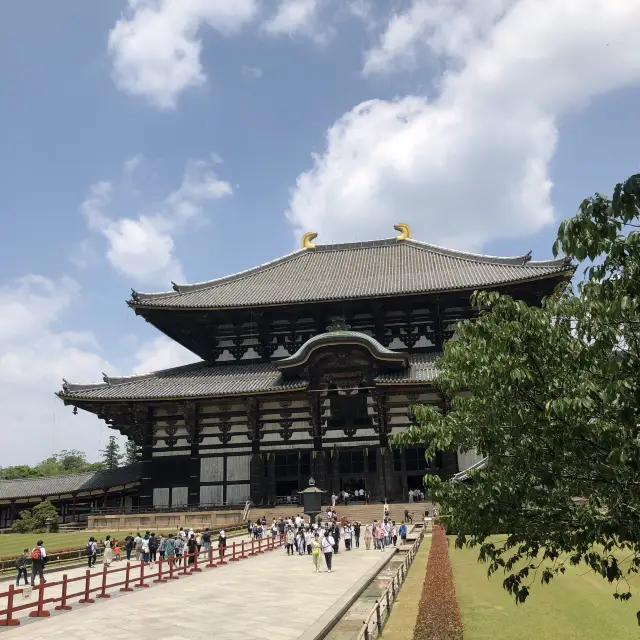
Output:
[414, 525, 463, 640]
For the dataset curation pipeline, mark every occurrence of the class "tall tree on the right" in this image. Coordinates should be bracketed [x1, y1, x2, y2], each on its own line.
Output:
[395, 174, 640, 608]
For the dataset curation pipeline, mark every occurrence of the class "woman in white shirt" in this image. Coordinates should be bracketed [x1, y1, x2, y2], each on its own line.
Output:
[343, 524, 352, 551]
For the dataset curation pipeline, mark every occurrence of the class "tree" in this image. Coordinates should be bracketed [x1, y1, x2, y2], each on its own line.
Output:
[100, 436, 121, 470]
[395, 174, 640, 607]
[123, 439, 141, 465]
[0, 450, 104, 480]
[12, 500, 59, 533]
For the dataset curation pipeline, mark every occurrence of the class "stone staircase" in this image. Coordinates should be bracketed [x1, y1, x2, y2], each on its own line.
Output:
[248, 501, 434, 524]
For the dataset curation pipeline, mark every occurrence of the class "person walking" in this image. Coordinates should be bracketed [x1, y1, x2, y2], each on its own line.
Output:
[30, 540, 47, 586]
[187, 533, 198, 565]
[164, 534, 176, 567]
[134, 532, 142, 561]
[343, 523, 352, 551]
[202, 528, 212, 554]
[125, 533, 134, 561]
[285, 526, 295, 556]
[354, 522, 361, 549]
[305, 528, 312, 555]
[141, 535, 150, 564]
[174, 535, 185, 566]
[15, 549, 29, 586]
[311, 533, 322, 572]
[322, 530, 335, 572]
[86, 537, 98, 568]
[218, 530, 227, 562]
[399, 522, 407, 545]
[391, 522, 398, 546]
[103, 535, 114, 567]
[149, 533, 158, 563]
[364, 524, 373, 550]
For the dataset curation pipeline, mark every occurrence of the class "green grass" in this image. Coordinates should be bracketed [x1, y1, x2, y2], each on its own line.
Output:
[0, 529, 177, 558]
[450, 538, 640, 640]
[382, 536, 432, 640]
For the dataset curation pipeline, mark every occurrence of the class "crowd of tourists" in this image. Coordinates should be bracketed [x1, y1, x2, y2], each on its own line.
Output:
[17, 504, 432, 586]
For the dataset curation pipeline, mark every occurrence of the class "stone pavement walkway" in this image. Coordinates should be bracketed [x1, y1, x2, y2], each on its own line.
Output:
[1, 541, 395, 640]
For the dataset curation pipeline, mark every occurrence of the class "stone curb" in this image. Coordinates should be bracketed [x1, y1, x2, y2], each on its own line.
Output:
[298, 549, 397, 640]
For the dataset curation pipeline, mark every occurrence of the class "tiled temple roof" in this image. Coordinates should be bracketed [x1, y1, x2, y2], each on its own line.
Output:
[58, 354, 441, 402]
[0, 464, 141, 501]
[129, 237, 572, 310]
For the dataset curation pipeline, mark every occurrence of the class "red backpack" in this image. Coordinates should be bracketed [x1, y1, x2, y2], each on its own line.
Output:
[31, 547, 41, 561]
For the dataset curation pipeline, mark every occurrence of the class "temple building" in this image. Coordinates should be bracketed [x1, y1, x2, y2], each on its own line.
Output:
[57, 224, 572, 510]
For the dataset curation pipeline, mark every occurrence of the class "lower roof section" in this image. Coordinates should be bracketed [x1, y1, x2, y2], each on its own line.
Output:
[0, 463, 141, 501]
[59, 353, 440, 403]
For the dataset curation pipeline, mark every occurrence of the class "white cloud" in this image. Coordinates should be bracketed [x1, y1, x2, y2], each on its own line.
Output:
[287, 0, 640, 250]
[241, 64, 263, 81]
[262, 0, 330, 43]
[0, 276, 114, 466]
[132, 336, 199, 373]
[108, 0, 259, 108]
[80, 156, 232, 285]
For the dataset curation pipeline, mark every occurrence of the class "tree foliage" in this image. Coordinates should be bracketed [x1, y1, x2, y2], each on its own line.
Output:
[123, 439, 140, 466]
[12, 500, 59, 533]
[100, 436, 121, 470]
[394, 174, 640, 607]
[0, 449, 104, 480]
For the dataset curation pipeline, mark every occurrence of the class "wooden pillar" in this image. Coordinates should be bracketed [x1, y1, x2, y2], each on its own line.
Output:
[400, 448, 408, 501]
[72, 494, 77, 520]
[375, 391, 395, 500]
[139, 406, 155, 509]
[332, 448, 340, 494]
[245, 397, 264, 505]
[184, 402, 201, 507]
[267, 453, 276, 505]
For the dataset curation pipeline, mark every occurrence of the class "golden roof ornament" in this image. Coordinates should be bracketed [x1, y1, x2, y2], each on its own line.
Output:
[394, 223, 412, 241]
[301, 232, 318, 249]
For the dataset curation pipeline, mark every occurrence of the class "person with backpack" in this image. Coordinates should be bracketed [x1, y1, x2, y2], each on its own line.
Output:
[124, 533, 134, 561]
[148, 533, 158, 563]
[15, 549, 29, 586]
[399, 522, 407, 545]
[86, 537, 98, 568]
[201, 528, 211, 554]
[30, 540, 47, 586]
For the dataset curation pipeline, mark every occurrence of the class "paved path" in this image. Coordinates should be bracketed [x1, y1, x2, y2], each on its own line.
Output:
[1, 540, 395, 640]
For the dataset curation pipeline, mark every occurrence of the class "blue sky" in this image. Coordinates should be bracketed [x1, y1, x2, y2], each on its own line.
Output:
[1, 0, 640, 466]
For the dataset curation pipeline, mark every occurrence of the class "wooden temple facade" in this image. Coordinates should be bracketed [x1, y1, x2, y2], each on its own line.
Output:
[58, 225, 572, 509]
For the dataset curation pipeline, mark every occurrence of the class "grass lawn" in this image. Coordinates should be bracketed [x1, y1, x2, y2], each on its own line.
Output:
[382, 535, 432, 640]
[450, 538, 640, 640]
[0, 529, 176, 557]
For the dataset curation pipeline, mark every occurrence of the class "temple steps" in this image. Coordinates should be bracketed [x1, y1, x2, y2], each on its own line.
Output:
[248, 501, 434, 524]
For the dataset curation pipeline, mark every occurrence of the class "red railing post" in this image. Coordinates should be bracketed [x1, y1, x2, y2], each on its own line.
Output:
[218, 545, 227, 566]
[249, 538, 255, 556]
[191, 548, 202, 573]
[135, 561, 149, 589]
[239, 540, 247, 559]
[29, 581, 51, 618]
[206, 544, 217, 568]
[78, 569, 95, 604]
[182, 552, 191, 575]
[229, 542, 239, 561]
[120, 562, 133, 592]
[168, 557, 180, 579]
[0, 584, 20, 626]
[54, 574, 72, 611]
[97, 565, 111, 599]
[256, 537, 264, 554]
[154, 556, 167, 583]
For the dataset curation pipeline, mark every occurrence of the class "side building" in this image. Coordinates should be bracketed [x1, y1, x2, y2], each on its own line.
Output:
[57, 226, 572, 510]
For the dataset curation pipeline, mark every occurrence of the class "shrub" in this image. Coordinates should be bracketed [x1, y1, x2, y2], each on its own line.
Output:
[414, 525, 463, 640]
[11, 500, 59, 533]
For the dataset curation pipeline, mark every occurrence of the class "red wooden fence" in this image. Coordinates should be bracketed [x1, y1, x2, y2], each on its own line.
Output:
[0, 534, 283, 627]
